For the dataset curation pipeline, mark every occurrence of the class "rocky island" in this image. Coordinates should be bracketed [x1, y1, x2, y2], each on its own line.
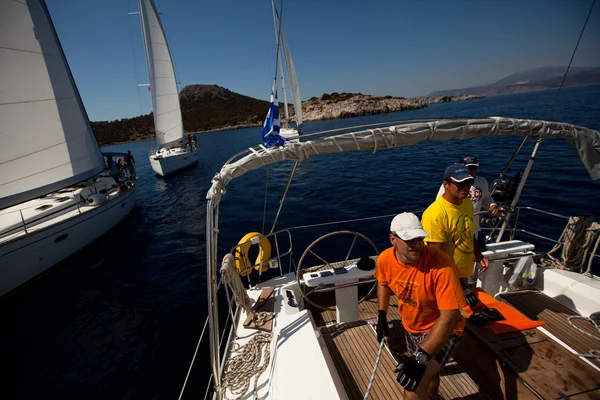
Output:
[300, 92, 480, 121]
[90, 85, 482, 145]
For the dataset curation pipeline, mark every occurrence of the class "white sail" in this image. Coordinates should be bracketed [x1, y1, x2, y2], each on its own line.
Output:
[271, 2, 302, 129]
[280, 32, 302, 128]
[0, 0, 105, 210]
[138, 0, 184, 147]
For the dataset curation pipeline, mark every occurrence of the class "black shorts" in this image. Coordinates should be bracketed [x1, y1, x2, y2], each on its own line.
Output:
[405, 331, 462, 368]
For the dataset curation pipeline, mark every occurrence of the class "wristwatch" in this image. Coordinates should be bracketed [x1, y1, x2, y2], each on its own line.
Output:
[414, 348, 432, 365]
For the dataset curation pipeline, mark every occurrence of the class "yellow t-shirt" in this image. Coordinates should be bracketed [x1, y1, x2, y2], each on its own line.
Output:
[421, 196, 475, 278]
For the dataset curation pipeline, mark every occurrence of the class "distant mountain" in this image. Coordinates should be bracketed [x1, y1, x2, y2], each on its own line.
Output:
[428, 66, 600, 97]
[91, 84, 269, 145]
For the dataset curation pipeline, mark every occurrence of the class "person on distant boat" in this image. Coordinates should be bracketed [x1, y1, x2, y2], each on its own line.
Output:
[106, 156, 121, 191]
[116, 158, 124, 176]
[124, 150, 136, 178]
[422, 163, 489, 307]
[435, 155, 499, 246]
[186, 134, 193, 151]
[192, 134, 197, 150]
[375, 212, 466, 399]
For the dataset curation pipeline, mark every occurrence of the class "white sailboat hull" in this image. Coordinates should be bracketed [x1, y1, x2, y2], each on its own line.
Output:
[0, 185, 137, 298]
[150, 147, 198, 176]
[280, 127, 300, 143]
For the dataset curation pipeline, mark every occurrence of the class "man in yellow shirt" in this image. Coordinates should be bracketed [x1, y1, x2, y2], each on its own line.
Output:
[421, 163, 489, 306]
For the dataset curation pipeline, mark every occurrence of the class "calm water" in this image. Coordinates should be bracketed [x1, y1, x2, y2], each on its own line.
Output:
[2, 85, 600, 399]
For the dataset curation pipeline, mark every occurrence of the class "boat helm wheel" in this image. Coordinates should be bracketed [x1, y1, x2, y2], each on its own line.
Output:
[296, 230, 379, 311]
[234, 232, 272, 277]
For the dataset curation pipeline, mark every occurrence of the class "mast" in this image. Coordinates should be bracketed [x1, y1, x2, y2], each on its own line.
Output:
[271, 0, 289, 127]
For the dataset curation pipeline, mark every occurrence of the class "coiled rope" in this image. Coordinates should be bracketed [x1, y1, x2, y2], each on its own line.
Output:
[221, 332, 272, 400]
[567, 315, 600, 360]
[221, 254, 253, 314]
[219, 254, 274, 399]
[539, 216, 600, 272]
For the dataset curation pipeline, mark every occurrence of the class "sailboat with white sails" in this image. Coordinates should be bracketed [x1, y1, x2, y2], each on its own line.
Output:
[269, 0, 303, 143]
[137, 0, 197, 177]
[0, 0, 137, 298]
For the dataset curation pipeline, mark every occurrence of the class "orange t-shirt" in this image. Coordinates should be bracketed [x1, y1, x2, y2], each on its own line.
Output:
[375, 246, 467, 334]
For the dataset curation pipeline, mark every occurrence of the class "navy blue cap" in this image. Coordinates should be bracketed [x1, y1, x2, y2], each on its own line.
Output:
[459, 155, 479, 167]
[444, 163, 473, 182]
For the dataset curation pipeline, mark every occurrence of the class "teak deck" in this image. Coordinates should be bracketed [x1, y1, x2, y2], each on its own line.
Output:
[307, 285, 600, 399]
[500, 289, 600, 369]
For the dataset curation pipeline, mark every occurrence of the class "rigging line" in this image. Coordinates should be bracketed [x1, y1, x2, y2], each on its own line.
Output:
[262, 167, 269, 235]
[178, 316, 210, 400]
[500, 0, 596, 178]
[496, 0, 597, 242]
[288, 211, 424, 231]
[548, 0, 596, 122]
[272, 0, 284, 81]
[128, 1, 145, 116]
[269, 161, 298, 234]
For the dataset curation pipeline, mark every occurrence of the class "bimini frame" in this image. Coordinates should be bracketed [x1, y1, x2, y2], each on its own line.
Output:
[204, 117, 600, 396]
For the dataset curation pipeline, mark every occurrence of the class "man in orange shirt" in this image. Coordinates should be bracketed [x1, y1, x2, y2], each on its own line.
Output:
[375, 213, 466, 399]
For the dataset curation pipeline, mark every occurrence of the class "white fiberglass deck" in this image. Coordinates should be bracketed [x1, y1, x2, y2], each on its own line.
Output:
[223, 273, 341, 400]
[0, 177, 120, 244]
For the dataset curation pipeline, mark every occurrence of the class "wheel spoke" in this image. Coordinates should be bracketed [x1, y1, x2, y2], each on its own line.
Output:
[308, 249, 330, 267]
[296, 230, 379, 312]
[344, 235, 358, 265]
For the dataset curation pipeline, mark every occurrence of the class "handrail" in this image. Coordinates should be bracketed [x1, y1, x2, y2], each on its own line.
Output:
[513, 206, 570, 220]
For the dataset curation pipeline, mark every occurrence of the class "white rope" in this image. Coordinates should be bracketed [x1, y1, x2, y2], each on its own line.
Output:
[363, 338, 386, 400]
[585, 234, 600, 275]
[219, 254, 274, 399]
[220, 254, 253, 314]
[221, 332, 272, 400]
[567, 315, 600, 360]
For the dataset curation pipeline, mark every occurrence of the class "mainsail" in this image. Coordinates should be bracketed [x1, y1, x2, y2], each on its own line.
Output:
[138, 0, 184, 148]
[262, 80, 285, 148]
[271, 0, 302, 130]
[0, 0, 105, 210]
[280, 32, 302, 128]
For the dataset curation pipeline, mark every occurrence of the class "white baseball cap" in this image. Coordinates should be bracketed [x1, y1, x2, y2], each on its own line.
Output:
[390, 213, 429, 241]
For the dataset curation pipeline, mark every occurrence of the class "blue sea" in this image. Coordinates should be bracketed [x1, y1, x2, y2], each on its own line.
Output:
[2, 85, 599, 400]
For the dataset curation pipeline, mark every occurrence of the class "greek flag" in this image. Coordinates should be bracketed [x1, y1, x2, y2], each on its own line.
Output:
[262, 79, 285, 148]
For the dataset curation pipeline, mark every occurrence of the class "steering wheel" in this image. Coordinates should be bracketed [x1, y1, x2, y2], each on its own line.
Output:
[295, 230, 379, 311]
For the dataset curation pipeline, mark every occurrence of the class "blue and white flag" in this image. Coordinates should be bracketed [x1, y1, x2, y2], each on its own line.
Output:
[262, 79, 286, 148]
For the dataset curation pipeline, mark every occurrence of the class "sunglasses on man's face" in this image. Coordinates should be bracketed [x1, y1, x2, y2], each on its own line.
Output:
[392, 234, 424, 245]
[448, 179, 473, 189]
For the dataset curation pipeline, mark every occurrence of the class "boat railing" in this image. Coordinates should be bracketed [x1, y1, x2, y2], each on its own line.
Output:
[0, 193, 85, 240]
[204, 201, 600, 398]
[179, 275, 238, 400]
[486, 205, 600, 274]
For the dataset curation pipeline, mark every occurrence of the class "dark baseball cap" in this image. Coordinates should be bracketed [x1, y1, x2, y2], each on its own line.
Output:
[444, 163, 474, 183]
[459, 155, 479, 167]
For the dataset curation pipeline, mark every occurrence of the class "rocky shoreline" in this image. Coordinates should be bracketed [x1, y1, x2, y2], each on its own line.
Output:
[298, 92, 482, 122]
[93, 86, 483, 145]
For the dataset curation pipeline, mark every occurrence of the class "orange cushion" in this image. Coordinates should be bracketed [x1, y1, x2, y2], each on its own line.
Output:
[463, 289, 545, 335]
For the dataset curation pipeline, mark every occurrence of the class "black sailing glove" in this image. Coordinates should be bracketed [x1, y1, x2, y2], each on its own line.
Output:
[376, 310, 390, 342]
[469, 308, 506, 327]
[463, 287, 479, 306]
[395, 348, 431, 392]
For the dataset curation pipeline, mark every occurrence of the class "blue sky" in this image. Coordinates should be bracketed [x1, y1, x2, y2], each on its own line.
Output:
[46, 0, 600, 122]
